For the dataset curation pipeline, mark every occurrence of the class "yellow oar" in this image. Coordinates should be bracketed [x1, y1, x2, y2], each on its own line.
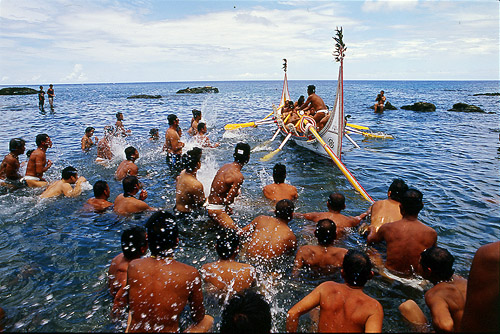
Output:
[224, 119, 275, 131]
[346, 123, 370, 130]
[261, 132, 292, 161]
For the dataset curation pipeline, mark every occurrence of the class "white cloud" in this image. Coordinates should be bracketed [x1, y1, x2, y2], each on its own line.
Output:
[362, 0, 418, 13]
[63, 64, 87, 82]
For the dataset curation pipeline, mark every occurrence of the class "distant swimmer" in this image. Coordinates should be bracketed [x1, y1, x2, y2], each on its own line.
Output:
[96, 126, 114, 163]
[163, 114, 185, 171]
[299, 85, 328, 128]
[149, 128, 159, 141]
[207, 143, 250, 231]
[175, 148, 205, 215]
[188, 109, 202, 136]
[241, 199, 296, 260]
[38, 85, 45, 111]
[374, 90, 386, 113]
[40, 166, 87, 198]
[23, 133, 53, 187]
[220, 291, 272, 334]
[262, 163, 298, 203]
[81, 127, 98, 152]
[295, 192, 368, 238]
[399, 246, 467, 332]
[113, 176, 155, 215]
[286, 249, 384, 333]
[367, 189, 437, 276]
[84, 180, 113, 212]
[114, 146, 139, 181]
[0, 138, 26, 186]
[194, 122, 220, 148]
[113, 211, 213, 332]
[461, 241, 500, 332]
[47, 84, 55, 108]
[292, 219, 348, 277]
[115, 112, 131, 137]
[108, 226, 147, 299]
[200, 229, 256, 298]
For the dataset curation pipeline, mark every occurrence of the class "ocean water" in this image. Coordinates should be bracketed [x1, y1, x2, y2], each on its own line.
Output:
[0, 79, 498, 332]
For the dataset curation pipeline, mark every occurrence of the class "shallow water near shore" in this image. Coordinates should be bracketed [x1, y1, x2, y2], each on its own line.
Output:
[0, 79, 499, 332]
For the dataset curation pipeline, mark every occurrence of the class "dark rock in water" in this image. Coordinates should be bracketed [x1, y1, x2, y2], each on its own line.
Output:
[176, 86, 219, 94]
[370, 101, 397, 110]
[401, 102, 436, 112]
[473, 92, 500, 96]
[127, 94, 162, 99]
[0, 87, 39, 95]
[448, 103, 485, 113]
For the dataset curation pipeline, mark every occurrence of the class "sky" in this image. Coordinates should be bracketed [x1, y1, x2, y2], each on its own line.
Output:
[0, 0, 498, 84]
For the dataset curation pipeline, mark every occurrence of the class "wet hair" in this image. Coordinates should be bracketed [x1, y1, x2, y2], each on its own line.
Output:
[220, 291, 272, 334]
[149, 128, 159, 136]
[297, 95, 305, 106]
[342, 249, 372, 287]
[115, 112, 123, 119]
[104, 125, 114, 134]
[121, 226, 147, 260]
[26, 149, 34, 158]
[287, 100, 294, 108]
[35, 133, 49, 147]
[401, 188, 424, 216]
[122, 175, 139, 194]
[216, 229, 240, 260]
[197, 122, 206, 132]
[167, 114, 178, 125]
[192, 109, 202, 118]
[124, 146, 137, 160]
[307, 85, 316, 94]
[93, 180, 109, 197]
[275, 199, 294, 221]
[49, 84, 53, 87]
[272, 163, 286, 184]
[420, 246, 455, 282]
[388, 178, 408, 202]
[85, 127, 95, 134]
[9, 138, 25, 152]
[40, 85, 43, 89]
[327, 193, 345, 211]
[233, 142, 250, 164]
[61, 166, 78, 180]
[145, 211, 178, 256]
[315, 219, 337, 246]
[182, 147, 202, 173]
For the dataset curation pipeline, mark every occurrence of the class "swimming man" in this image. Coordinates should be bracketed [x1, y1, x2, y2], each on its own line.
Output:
[24, 133, 53, 187]
[175, 147, 205, 215]
[0, 138, 26, 186]
[40, 166, 87, 198]
[115, 146, 139, 181]
[84, 180, 113, 212]
[163, 114, 185, 171]
[113, 176, 155, 215]
[81, 127, 98, 151]
[262, 163, 298, 203]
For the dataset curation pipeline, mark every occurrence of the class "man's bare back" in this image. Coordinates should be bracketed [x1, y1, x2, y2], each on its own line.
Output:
[84, 198, 113, 212]
[115, 160, 138, 181]
[163, 127, 184, 154]
[299, 211, 363, 237]
[175, 170, 205, 213]
[368, 198, 402, 234]
[302, 93, 327, 115]
[293, 245, 348, 276]
[40, 177, 86, 198]
[201, 260, 256, 295]
[113, 193, 152, 215]
[0, 153, 21, 181]
[263, 183, 298, 203]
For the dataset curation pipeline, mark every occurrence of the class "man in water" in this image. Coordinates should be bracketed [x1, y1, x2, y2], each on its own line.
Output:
[47, 84, 55, 108]
[115, 112, 131, 137]
[115, 146, 139, 181]
[399, 246, 467, 332]
[84, 180, 113, 212]
[299, 84, 328, 127]
[24, 133, 53, 187]
[81, 127, 98, 151]
[194, 122, 219, 148]
[374, 90, 386, 113]
[207, 143, 250, 231]
[108, 226, 147, 299]
[113, 211, 213, 332]
[188, 109, 202, 136]
[262, 163, 298, 203]
[175, 147, 205, 215]
[149, 128, 159, 140]
[292, 219, 348, 277]
[96, 126, 114, 164]
[367, 189, 437, 276]
[241, 199, 296, 260]
[295, 192, 367, 237]
[0, 138, 26, 187]
[200, 229, 256, 297]
[220, 291, 271, 334]
[40, 166, 87, 198]
[113, 176, 155, 215]
[38, 85, 45, 110]
[461, 241, 499, 332]
[286, 249, 384, 333]
[163, 114, 185, 171]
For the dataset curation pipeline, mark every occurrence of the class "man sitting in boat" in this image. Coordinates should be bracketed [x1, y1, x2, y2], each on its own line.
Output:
[298, 85, 328, 130]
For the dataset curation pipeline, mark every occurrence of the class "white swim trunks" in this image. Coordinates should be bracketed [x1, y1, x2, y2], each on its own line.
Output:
[206, 203, 225, 211]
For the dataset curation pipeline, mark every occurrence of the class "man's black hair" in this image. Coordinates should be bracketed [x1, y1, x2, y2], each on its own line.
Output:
[121, 226, 147, 260]
[26, 149, 34, 158]
[315, 219, 337, 246]
[420, 246, 455, 283]
[85, 127, 95, 134]
[182, 147, 202, 173]
[115, 112, 123, 119]
[9, 138, 25, 152]
[342, 249, 372, 287]
[216, 229, 240, 260]
[328, 193, 345, 212]
[197, 122, 206, 132]
[93, 180, 108, 197]
[122, 175, 139, 194]
[298, 95, 305, 105]
[192, 109, 202, 118]
[401, 188, 424, 216]
[272, 163, 286, 184]
[233, 142, 250, 164]
[145, 211, 178, 257]
[307, 85, 316, 94]
[275, 199, 294, 221]
[149, 128, 159, 136]
[35, 133, 49, 147]
[388, 178, 408, 202]
[61, 166, 77, 180]
[125, 146, 137, 160]
[168, 114, 178, 126]
[220, 291, 272, 334]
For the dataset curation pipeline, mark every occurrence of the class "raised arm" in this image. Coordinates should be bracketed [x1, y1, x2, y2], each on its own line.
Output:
[62, 176, 86, 197]
[286, 285, 322, 332]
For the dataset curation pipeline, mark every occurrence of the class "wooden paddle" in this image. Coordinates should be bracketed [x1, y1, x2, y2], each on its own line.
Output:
[260, 132, 292, 161]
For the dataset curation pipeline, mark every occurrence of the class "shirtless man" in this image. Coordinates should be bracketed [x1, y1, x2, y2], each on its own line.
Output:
[263, 163, 298, 203]
[220, 291, 272, 334]
[84, 180, 113, 212]
[108, 226, 147, 299]
[188, 109, 202, 136]
[207, 143, 250, 231]
[40, 166, 86, 198]
[114, 146, 139, 181]
[24, 133, 52, 187]
[81, 127, 98, 151]
[299, 85, 328, 127]
[115, 112, 131, 137]
[286, 249, 384, 333]
[194, 122, 219, 148]
[175, 148, 205, 214]
[201, 229, 256, 297]
[461, 241, 500, 332]
[399, 246, 467, 332]
[38, 85, 45, 111]
[295, 193, 368, 237]
[113, 211, 213, 332]
[0, 138, 26, 186]
[292, 219, 348, 277]
[113, 176, 154, 215]
[163, 114, 185, 171]
[374, 90, 386, 113]
[367, 189, 437, 276]
[242, 199, 296, 260]
[47, 84, 55, 108]
[96, 126, 114, 163]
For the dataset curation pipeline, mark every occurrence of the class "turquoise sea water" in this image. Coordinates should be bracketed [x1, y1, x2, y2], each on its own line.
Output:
[0, 80, 499, 332]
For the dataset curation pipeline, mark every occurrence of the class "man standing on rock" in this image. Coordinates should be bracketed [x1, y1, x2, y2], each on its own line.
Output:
[374, 90, 386, 113]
